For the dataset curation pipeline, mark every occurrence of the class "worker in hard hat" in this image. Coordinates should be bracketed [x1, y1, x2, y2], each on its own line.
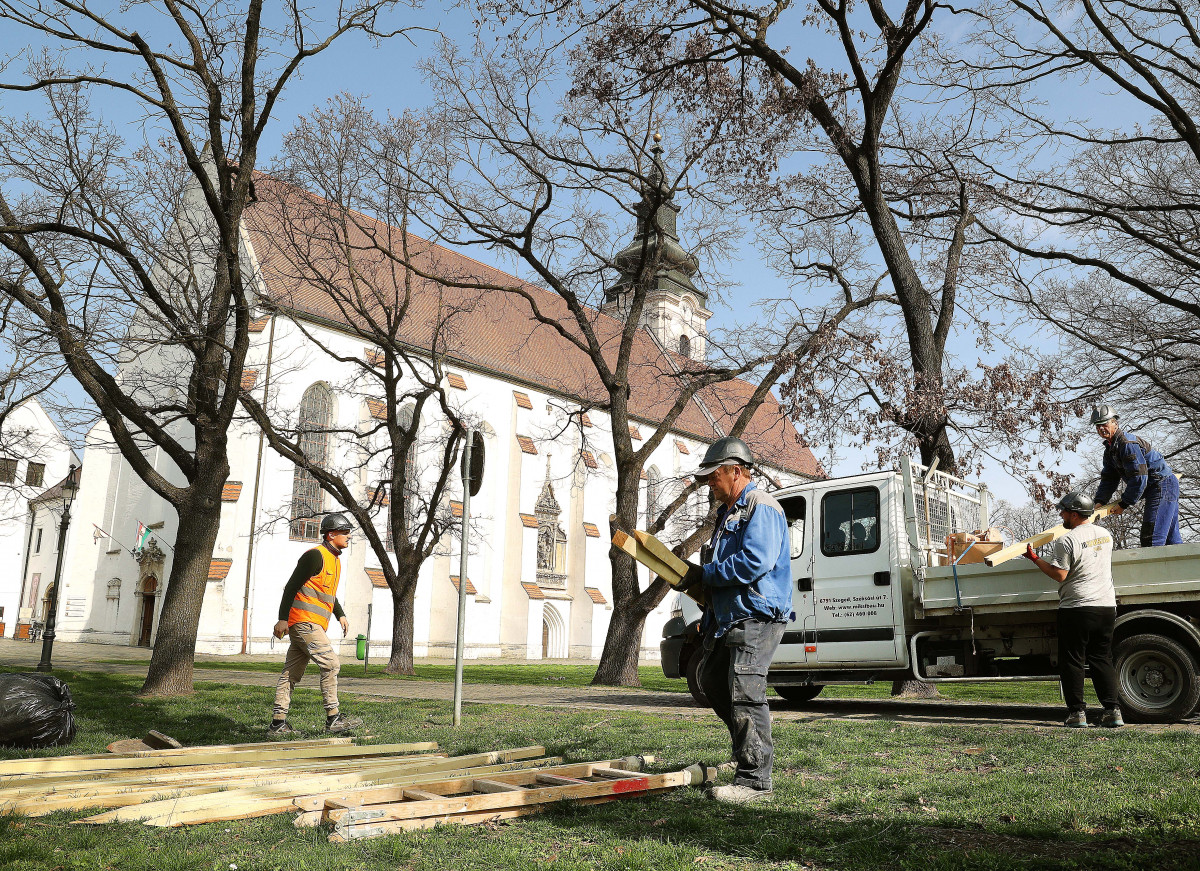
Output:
[680, 437, 791, 805]
[1024, 492, 1122, 728]
[1090, 404, 1182, 547]
[268, 512, 363, 736]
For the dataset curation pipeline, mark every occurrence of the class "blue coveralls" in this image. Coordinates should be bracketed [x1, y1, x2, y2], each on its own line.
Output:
[696, 482, 792, 791]
[1094, 429, 1182, 547]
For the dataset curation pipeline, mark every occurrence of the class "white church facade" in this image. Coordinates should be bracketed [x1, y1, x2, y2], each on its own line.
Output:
[8, 163, 821, 661]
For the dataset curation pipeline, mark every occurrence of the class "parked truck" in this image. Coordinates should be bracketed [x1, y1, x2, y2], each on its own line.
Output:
[660, 458, 1200, 723]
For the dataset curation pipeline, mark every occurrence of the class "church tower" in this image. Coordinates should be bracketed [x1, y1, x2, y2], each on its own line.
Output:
[601, 134, 711, 361]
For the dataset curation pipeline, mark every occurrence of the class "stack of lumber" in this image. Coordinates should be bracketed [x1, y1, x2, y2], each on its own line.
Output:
[0, 739, 710, 837]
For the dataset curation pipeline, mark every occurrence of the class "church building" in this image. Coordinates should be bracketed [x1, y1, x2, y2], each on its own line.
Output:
[9, 146, 821, 661]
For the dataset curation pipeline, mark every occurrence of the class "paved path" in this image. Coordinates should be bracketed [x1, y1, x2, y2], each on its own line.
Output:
[4, 639, 1197, 732]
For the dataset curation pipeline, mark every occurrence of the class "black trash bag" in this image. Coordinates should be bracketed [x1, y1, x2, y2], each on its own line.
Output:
[0, 673, 77, 749]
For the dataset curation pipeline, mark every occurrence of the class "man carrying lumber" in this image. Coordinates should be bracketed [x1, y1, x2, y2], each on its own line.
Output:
[269, 512, 363, 736]
[680, 437, 791, 805]
[1023, 492, 1123, 728]
[1091, 404, 1182, 547]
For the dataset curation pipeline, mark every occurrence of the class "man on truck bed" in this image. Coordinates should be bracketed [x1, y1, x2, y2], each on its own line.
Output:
[680, 437, 791, 804]
[1091, 404, 1182, 547]
[1024, 492, 1123, 728]
[268, 512, 363, 736]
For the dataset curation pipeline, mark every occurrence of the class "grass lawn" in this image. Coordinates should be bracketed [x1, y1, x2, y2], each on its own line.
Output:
[179, 658, 1088, 707]
[1, 669, 1193, 870]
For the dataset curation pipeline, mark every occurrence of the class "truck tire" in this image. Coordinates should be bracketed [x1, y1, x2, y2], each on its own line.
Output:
[773, 685, 823, 704]
[1114, 633, 1200, 724]
[684, 647, 709, 708]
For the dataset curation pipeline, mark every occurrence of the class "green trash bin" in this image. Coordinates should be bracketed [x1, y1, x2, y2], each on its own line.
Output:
[356, 634, 368, 661]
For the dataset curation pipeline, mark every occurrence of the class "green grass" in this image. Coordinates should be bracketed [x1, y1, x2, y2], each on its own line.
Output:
[175, 658, 1088, 706]
[0, 668, 1189, 870]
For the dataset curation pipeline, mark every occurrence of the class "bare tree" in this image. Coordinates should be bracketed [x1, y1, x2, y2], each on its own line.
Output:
[236, 100, 476, 674]
[392, 37, 873, 685]
[0, 1, 411, 694]
[960, 0, 1200, 531]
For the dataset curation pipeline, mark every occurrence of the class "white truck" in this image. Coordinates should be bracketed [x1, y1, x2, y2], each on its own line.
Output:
[659, 459, 1200, 723]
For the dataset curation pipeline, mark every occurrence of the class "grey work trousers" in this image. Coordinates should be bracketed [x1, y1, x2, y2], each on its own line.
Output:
[273, 621, 341, 719]
[696, 619, 786, 791]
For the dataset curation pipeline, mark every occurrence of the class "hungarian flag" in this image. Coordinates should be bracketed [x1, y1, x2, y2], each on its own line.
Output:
[135, 522, 152, 551]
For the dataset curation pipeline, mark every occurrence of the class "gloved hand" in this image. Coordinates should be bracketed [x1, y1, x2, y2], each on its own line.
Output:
[680, 561, 704, 591]
[1023, 544, 1038, 562]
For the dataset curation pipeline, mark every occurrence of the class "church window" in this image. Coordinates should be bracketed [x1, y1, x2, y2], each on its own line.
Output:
[25, 462, 45, 487]
[678, 334, 691, 357]
[290, 382, 334, 540]
[0, 457, 15, 484]
[645, 466, 663, 529]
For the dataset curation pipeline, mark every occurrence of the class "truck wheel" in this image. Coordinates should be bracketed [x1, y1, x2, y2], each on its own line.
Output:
[684, 647, 709, 708]
[1114, 633, 1200, 724]
[773, 685, 823, 704]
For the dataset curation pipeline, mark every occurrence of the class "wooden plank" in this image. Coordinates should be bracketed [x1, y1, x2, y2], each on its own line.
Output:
[0, 741, 437, 777]
[77, 746, 547, 826]
[400, 788, 444, 801]
[331, 785, 682, 840]
[633, 530, 691, 576]
[612, 529, 679, 581]
[985, 503, 1118, 567]
[534, 774, 588, 786]
[472, 779, 527, 793]
[292, 758, 564, 827]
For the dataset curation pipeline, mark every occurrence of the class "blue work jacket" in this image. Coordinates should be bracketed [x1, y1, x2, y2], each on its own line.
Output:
[1094, 429, 1175, 508]
[700, 482, 792, 636]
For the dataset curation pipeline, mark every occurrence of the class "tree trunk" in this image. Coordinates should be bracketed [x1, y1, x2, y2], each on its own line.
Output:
[593, 480, 647, 686]
[139, 483, 225, 695]
[385, 554, 419, 675]
[891, 678, 940, 699]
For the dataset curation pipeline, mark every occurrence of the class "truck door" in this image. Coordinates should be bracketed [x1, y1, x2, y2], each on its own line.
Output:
[774, 493, 812, 666]
[809, 484, 902, 665]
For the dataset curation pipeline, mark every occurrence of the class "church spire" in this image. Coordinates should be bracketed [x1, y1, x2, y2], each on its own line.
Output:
[602, 134, 710, 361]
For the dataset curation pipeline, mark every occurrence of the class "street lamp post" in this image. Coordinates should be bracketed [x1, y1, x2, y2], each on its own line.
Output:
[37, 464, 79, 673]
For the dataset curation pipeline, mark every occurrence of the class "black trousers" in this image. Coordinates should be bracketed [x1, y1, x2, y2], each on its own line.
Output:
[1057, 606, 1119, 712]
[696, 619, 786, 790]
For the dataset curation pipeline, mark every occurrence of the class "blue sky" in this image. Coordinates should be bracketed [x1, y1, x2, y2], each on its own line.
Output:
[0, 2, 1121, 506]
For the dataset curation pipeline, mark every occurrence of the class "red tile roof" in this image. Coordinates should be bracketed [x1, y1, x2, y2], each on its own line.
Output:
[221, 482, 243, 502]
[521, 581, 546, 599]
[628, 423, 642, 441]
[580, 450, 598, 469]
[582, 522, 600, 538]
[208, 559, 233, 581]
[450, 500, 463, 518]
[366, 567, 388, 588]
[675, 440, 690, 455]
[240, 369, 259, 391]
[516, 435, 537, 455]
[450, 575, 478, 595]
[242, 174, 820, 478]
[519, 513, 538, 528]
[584, 587, 607, 605]
[447, 372, 467, 390]
[580, 413, 593, 427]
[513, 391, 533, 409]
[248, 315, 271, 333]
[366, 398, 387, 421]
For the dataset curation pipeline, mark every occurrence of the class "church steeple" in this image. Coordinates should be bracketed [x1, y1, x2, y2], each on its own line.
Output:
[602, 134, 711, 361]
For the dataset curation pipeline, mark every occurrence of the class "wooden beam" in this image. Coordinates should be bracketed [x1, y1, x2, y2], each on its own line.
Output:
[612, 528, 707, 606]
[984, 503, 1118, 567]
[0, 741, 438, 776]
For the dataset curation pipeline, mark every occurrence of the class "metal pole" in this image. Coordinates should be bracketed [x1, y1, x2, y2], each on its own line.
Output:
[364, 602, 372, 676]
[36, 500, 72, 672]
[452, 429, 474, 727]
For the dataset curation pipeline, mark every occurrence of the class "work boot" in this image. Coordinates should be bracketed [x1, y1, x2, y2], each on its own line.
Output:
[325, 713, 363, 734]
[708, 784, 774, 805]
[267, 719, 298, 737]
[1064, 710, 1090, 728]
[1101, 707, 1125, 728]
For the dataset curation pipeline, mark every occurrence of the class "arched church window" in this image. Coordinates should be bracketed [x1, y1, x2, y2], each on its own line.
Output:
[678, 334, 691, 357]
[290, 382, 333, 540]
[645, 465, 663, 529]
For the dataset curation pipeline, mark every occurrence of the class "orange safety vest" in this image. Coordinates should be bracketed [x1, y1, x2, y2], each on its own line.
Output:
[287, 545, 341, 631]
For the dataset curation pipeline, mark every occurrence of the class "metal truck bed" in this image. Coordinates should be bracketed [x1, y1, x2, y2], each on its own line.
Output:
[919, 541, 1200, 616]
